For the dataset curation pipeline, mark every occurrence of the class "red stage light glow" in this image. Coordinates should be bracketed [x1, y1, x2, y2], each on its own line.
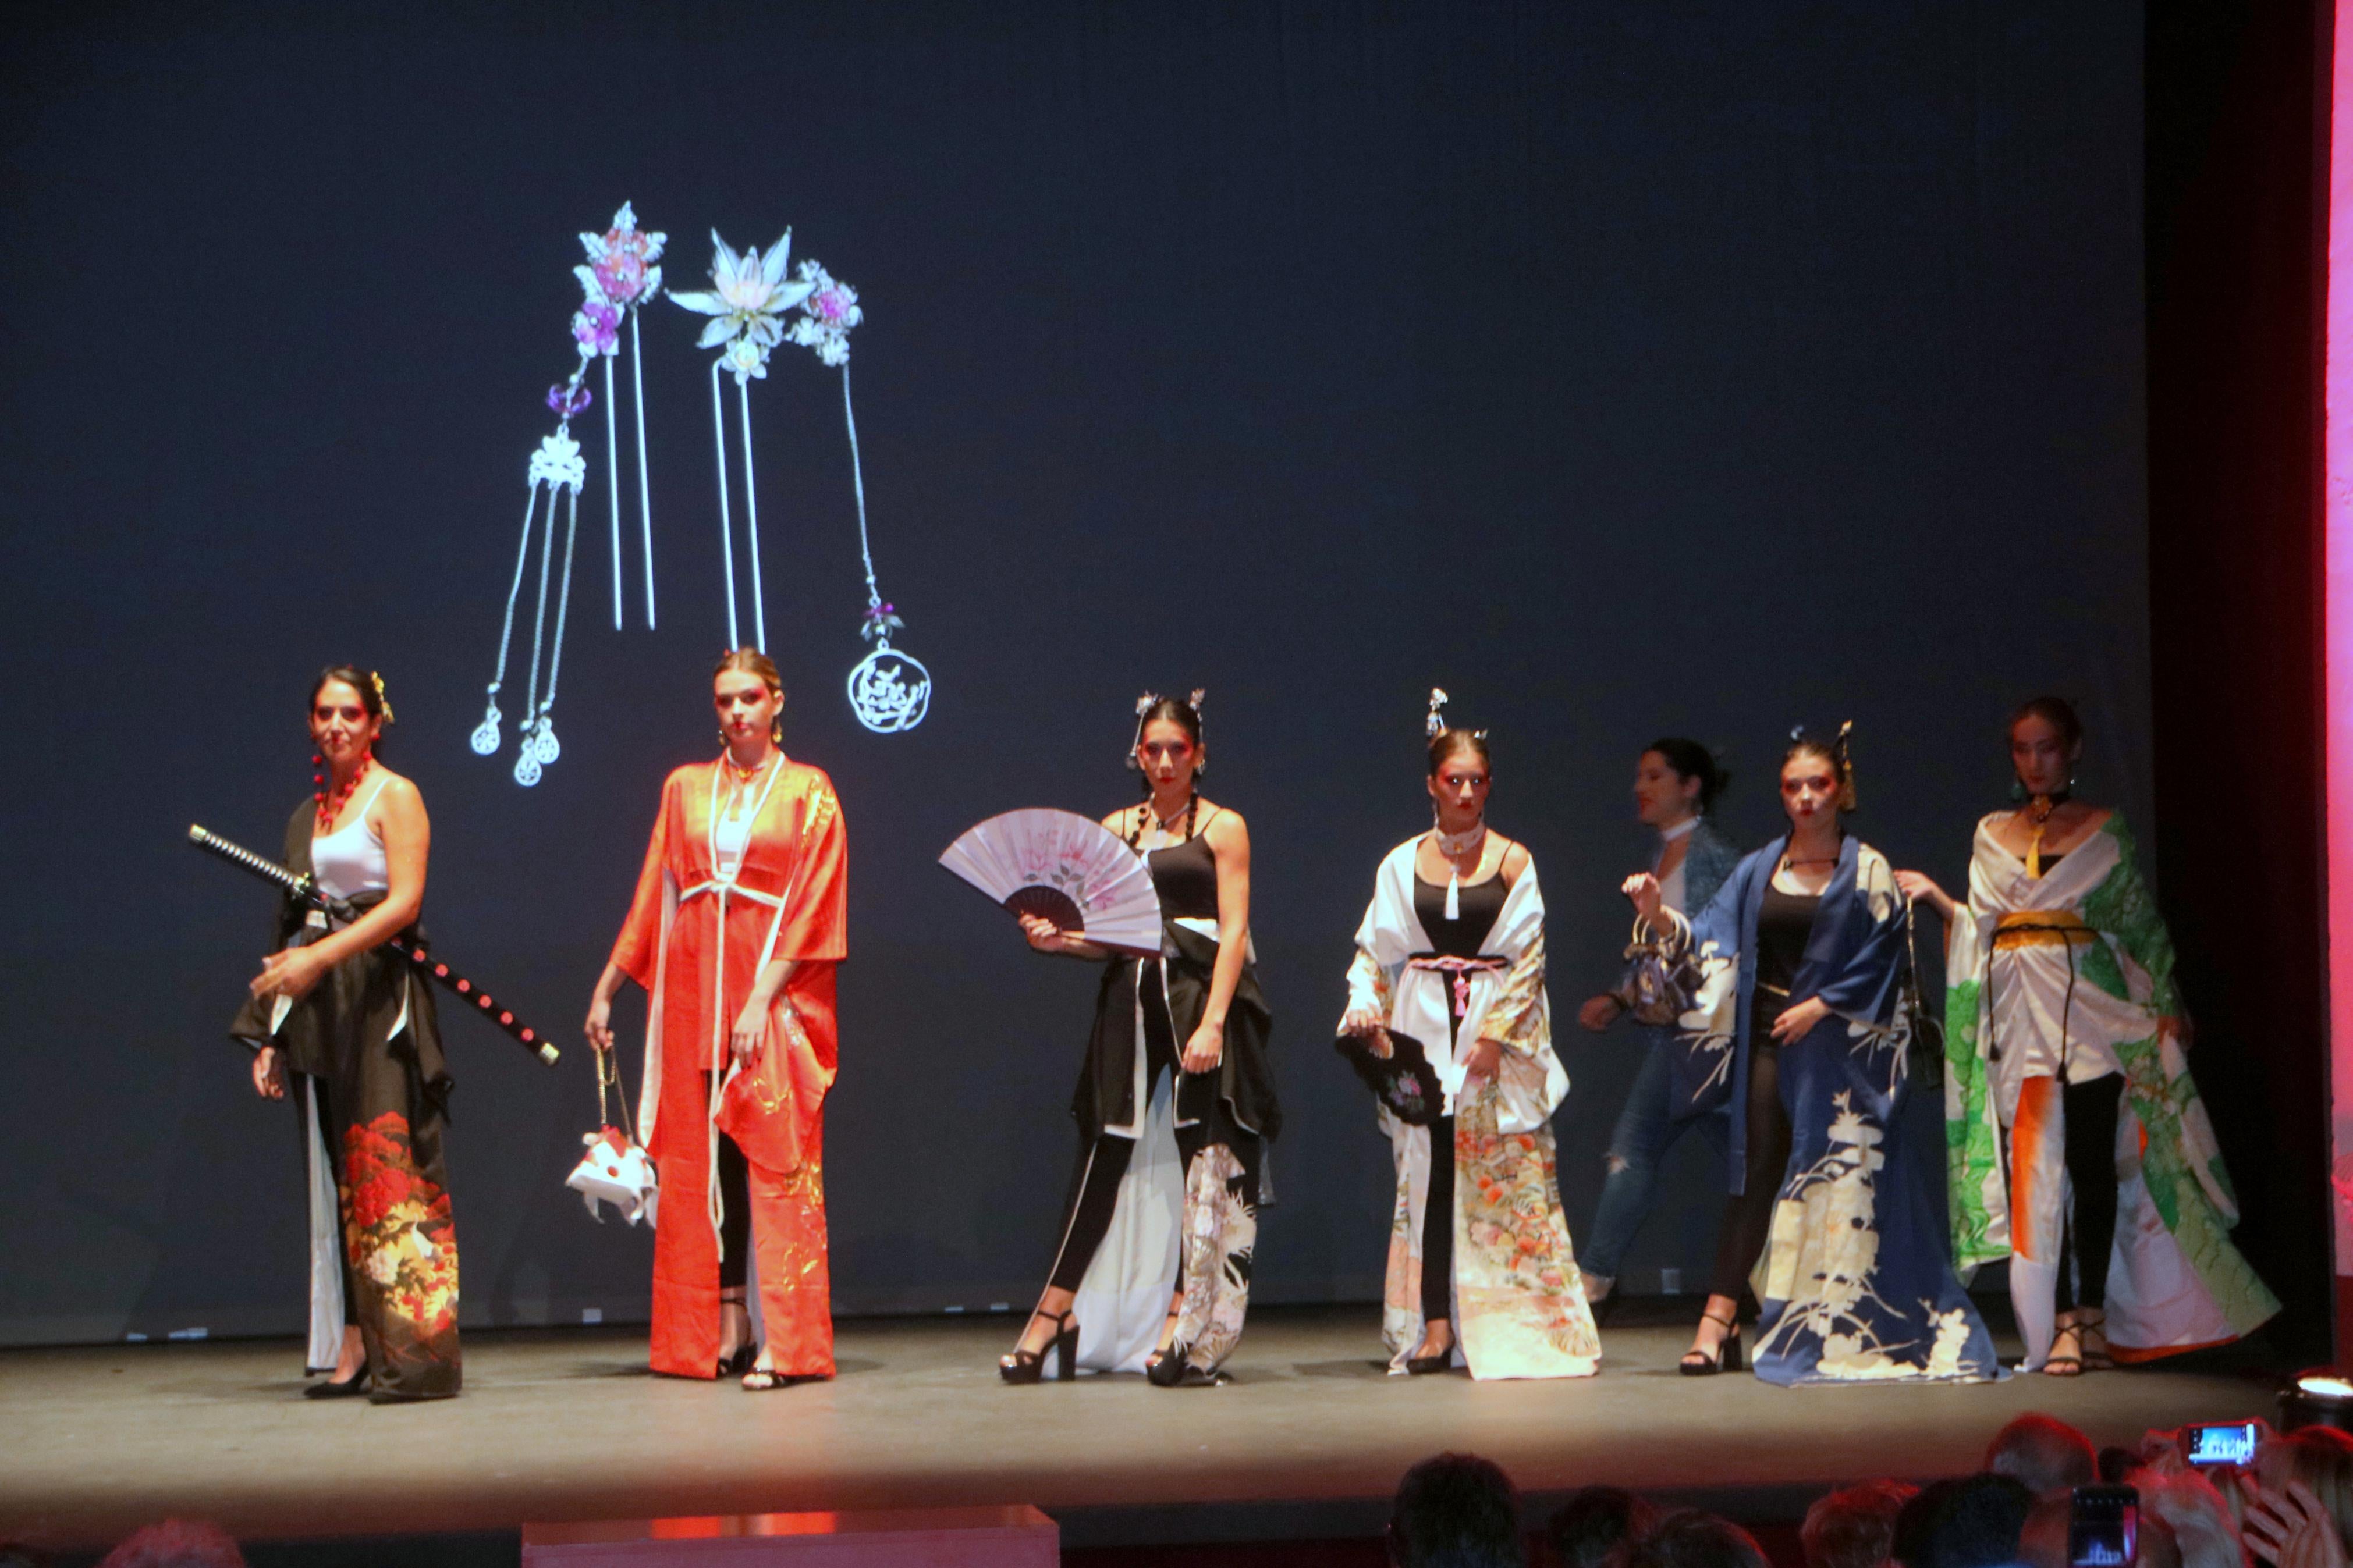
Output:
[2327, 2, 2353, 1355]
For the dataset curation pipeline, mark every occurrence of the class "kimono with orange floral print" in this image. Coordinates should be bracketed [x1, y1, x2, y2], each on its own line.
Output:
[609, 756, 846, 1380]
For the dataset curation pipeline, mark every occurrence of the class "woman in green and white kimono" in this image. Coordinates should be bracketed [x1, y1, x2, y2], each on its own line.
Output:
[1897, 697, 2276, 1374]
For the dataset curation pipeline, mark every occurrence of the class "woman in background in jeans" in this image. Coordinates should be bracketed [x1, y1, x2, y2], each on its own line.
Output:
[1575, 740, 1738, 1313]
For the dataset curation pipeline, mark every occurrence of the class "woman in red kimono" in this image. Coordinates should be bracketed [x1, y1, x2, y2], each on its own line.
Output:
[585, 649, 848, 1389]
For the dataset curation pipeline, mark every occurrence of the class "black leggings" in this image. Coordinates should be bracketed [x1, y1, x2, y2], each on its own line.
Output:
[2054, 1072, 2124, 1313]
[1422, 1117, 1456, 1321]
[1049, 996, 1186, 1292]
[1710, 1034, 1793, 1302]
[717, 1132, 751, 1291]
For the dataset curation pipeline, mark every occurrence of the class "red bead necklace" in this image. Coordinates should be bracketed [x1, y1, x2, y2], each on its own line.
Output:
[315, 751, 374, 831]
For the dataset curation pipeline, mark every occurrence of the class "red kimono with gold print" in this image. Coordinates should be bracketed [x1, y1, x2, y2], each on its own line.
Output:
[610, 757, 846, 1379]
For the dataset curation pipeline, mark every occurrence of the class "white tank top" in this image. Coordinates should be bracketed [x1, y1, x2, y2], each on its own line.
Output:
[311, 775, 392, 901]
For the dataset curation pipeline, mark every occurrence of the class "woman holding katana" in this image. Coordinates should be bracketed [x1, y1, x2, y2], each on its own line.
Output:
[585, 649, 849, 1390]
[231, 664, 462, 1403]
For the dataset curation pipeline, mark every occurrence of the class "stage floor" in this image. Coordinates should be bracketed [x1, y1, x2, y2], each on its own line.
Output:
[0, 1304, 2285, 1555]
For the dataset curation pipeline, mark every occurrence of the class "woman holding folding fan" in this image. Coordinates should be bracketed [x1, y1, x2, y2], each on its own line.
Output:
[1338, 691, 1600, 1379]
[584, 648, 849, 1391]
[998, 691, 1279, 1387]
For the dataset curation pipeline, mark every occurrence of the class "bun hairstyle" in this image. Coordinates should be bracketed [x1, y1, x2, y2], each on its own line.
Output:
[713, 647, 786, 701]
[1646, 737, 1729, 814]
[2008, 694, 2083, 752]
[1424, 687, 1492, 776]
[311, 664, 393, 746]
[1783, 720, 1857, 812]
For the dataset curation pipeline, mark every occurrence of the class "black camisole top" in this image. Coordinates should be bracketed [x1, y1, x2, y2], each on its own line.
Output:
[1145, 828, 1220, 922]
[1414, 872, 1509, 959]
[1754, 883, 1820, 995]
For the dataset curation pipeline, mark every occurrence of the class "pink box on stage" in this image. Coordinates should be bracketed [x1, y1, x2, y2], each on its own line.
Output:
[521, 1505, 1059, 1568]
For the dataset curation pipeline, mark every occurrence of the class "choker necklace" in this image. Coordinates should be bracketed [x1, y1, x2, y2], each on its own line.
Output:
[1132, 791, 1198, 849]
[1435, 820, 1486, 857]
[723, 750, 772, 784]
[1433, 819, 1487, 922]
[1779, 834, 1841, 874]
[2022, 791, 2068, 877]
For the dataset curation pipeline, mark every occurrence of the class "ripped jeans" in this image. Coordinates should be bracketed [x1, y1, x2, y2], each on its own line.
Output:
[1579, 1030, 1728, 1283]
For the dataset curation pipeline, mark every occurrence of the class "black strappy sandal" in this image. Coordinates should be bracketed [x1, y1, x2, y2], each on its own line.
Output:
[2043, 1318, 2085, 1377]
[1679, 1310, 1744, 1376]
[999, 1309, 1078, 1385]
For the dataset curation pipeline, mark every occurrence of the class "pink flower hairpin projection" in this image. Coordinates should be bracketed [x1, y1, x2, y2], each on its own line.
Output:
[668, 230, 814, 652]
[574, 203, 666, 630]
[783, 259, 929, 733]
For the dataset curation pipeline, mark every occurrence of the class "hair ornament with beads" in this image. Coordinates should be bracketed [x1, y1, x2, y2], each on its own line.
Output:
[1426, 687, 1450, 738]
[1126, 690, 1162, 770]
[370, 670, 396, 726]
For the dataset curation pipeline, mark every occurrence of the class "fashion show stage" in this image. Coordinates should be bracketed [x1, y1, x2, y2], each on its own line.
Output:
[0, 1303, 2287, 1563]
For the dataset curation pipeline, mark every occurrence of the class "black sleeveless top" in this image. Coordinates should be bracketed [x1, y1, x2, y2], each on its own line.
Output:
[1414, 872, 1509, 959]
[1146, 829, 1220, 921]
[1073, 810, 1280, 1143]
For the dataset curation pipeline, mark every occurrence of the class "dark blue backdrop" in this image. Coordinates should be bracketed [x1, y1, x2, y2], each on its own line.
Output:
[0, 1, 2150, 1343]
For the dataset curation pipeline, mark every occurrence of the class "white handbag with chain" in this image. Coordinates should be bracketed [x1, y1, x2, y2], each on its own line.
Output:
[568, 1046, 659, 1226]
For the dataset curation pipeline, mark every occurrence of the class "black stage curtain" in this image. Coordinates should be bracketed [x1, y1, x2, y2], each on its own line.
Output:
[2146, 0, 2332, 1363]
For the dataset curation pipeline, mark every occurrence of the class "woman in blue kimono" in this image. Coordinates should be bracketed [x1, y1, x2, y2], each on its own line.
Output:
[1624, 726, 2001, 1386]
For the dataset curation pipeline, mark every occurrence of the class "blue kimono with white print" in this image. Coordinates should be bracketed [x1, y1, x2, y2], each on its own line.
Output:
[1671, 835, 2002, 1385]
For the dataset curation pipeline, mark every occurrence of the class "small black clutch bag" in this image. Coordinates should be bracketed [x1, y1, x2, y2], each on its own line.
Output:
[1333, 1027, 1445, 1126]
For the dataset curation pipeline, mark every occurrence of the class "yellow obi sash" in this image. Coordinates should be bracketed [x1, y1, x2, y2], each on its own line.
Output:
[1992, 910, 2096, 949]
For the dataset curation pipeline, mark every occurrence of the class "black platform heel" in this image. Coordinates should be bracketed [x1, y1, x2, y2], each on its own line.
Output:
[1144, 1305, 1187, 1385]
[1678, 1310, 1744, 1376]
[999, 1310, 1078, 1384]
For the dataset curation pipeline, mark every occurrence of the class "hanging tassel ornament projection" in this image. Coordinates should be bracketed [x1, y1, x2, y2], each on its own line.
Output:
[470, 202, 661, 789]
[471, 379, 588, 786]
[573, 203, 665, 630]
[668, 230, 813, 652]
[785, 259, 931, 733]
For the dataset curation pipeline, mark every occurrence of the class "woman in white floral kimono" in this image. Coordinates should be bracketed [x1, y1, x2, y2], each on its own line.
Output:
[1340, 706, 1599, 1379]
[1630, 726, 2001, 1386]
[1897, 697, 2276, 1374]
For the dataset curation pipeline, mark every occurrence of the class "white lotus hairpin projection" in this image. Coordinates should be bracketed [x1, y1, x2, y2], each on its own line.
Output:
[669, 231, 814, 653]
[780, 257, 929, 733]
[469, 207, 938, 785]
[940, 809, 1165, 955]
[574, 203, 665, 631]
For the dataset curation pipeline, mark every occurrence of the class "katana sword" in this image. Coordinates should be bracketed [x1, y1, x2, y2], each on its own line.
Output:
[189, 823, 560, 1066]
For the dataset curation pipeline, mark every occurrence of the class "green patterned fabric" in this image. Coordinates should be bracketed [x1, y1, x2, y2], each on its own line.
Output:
[1943, 973, 2004, 1269]
[2077, 819, 2184, 1016]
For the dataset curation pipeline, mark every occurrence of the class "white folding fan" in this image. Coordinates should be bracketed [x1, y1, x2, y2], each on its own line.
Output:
[940, 809, 1163, 955]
